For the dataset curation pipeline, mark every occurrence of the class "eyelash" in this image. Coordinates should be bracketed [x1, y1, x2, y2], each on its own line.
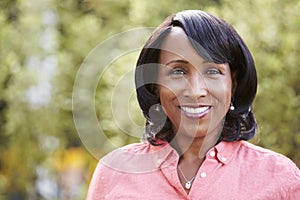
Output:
[170, 68, 186, 75]
[169, 67, 221, 76]
[205, 68, 221, 75]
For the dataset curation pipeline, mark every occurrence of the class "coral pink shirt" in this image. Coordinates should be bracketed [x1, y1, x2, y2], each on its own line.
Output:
[87, 141, 300, 199]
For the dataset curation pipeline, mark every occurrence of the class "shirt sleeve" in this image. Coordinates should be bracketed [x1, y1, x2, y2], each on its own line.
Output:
[86, 162, 106, 200]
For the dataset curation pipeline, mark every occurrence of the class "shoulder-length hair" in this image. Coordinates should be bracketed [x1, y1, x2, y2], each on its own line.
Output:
[135, 10, 257, 145]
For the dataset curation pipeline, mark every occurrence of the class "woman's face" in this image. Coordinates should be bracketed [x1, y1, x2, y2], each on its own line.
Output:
[157, 27, 233, 139]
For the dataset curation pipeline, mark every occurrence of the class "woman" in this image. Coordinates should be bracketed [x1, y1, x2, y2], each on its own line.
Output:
[87, 10, 300, 199]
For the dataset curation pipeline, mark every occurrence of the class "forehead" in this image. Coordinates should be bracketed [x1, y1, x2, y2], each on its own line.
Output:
[159, 27, 205, 64]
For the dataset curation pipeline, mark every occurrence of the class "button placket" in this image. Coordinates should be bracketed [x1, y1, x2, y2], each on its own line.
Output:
[195, 150, 217, 181]
[188, 159, 212, 198]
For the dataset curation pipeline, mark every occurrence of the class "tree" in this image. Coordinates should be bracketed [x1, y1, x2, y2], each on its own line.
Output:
[210, 0, 300, 166]
[0, 0, 299, 199]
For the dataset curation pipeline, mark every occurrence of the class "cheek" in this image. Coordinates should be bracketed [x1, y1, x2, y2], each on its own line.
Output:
[158, 86, 177, 108]
[223, 78, 233, 101]
[158, 87, 180, 121]
[157, 78, 186, 103]
[207, 78, 232, 105]
[220, 79, 232, 108]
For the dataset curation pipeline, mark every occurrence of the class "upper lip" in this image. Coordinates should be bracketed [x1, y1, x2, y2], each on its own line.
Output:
[178, 104, 211, 108]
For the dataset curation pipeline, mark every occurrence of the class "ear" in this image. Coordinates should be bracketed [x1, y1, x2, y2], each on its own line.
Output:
[152, 83, 159, 96]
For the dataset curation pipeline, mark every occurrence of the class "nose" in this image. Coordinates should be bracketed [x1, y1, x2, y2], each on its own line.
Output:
[183, 72, 208, 99]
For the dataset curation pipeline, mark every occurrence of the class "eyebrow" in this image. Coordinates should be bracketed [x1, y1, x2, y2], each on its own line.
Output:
[165, 60, 189, 66]
[165, 59, 214, 66]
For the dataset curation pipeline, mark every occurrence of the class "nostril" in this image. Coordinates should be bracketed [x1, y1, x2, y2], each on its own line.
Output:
[183, 85, 208, 99]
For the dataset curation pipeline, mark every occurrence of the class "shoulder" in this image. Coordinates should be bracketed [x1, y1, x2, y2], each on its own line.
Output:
[238, 141, 297, 167]
[219, 140, 299, 174]
[87, 143, 155, 199]
[99, 141, 174, 173]
[236, 141, 298, 170]
[238, 141, 300, 191]
[242, 141, 300, 197]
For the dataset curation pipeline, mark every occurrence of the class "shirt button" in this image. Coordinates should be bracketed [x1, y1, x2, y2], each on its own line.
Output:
[200, 172, 207, 178]
[221, 157, 227, 162]
[209, 150, 216, 157]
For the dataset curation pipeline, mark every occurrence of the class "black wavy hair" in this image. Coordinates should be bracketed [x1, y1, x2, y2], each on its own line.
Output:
[135, 10, 257, 145]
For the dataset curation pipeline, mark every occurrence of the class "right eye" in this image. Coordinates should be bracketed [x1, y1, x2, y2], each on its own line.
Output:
[170, 68, 185, 75]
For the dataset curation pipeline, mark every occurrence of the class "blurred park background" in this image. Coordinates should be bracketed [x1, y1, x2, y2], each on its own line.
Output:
[0, 0, 300, 199]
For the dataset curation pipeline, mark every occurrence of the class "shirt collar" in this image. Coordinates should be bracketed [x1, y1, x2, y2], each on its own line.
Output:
[154, 140, 242, 166]
[101, 140, 241, 173]
[213, 141, 241, 165]
[156, 140, 242, 166]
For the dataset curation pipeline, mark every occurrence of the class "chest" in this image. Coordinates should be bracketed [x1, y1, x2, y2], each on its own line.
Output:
[103, 164, 284, 200]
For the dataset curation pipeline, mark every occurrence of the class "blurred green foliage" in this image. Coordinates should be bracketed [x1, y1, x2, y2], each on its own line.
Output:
[0, 0, 299, 199]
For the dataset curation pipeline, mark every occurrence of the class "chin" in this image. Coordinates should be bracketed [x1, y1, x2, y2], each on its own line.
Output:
[178, 127, 209, 139]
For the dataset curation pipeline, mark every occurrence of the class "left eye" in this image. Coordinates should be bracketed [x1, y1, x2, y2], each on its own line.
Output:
[206, 68, 220, 75]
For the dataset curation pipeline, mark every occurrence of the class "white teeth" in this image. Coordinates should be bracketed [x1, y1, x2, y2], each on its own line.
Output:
[181, 106, 209, 114]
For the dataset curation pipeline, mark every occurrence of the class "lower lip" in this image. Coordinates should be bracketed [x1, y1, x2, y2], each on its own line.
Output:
[180, 107, 211, 119]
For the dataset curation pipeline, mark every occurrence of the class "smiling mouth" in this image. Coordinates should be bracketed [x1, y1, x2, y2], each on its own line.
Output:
[179, 106, 211, 119]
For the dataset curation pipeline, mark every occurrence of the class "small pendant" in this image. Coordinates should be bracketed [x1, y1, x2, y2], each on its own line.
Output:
[185, 181, 191, 189]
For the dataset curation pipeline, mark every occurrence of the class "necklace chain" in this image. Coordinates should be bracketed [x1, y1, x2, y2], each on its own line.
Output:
[178, 165, 196, 190]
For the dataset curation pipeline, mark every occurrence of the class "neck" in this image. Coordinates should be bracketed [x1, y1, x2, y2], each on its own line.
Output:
[170, 128, 221, 164]
[171, 124, 223, 193]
